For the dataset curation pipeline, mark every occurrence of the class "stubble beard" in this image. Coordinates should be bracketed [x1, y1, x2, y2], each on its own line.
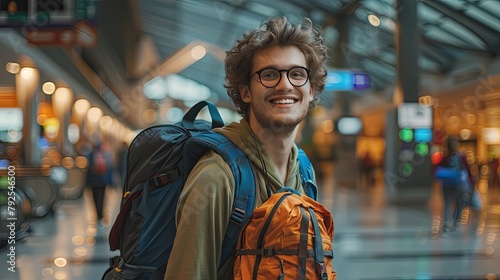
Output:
[253, 107, 308, 139]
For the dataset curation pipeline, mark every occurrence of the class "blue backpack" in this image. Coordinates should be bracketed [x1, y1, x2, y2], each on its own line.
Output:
[434, 152, 461, 187]
[103, 101, 316, 280]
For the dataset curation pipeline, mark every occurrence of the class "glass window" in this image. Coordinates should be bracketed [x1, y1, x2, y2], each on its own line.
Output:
[479, 0, 500, 18]
[418, 3, 444, 23]
[362, 0, 396, 19]
[439, 18, 486, 49]
[418, 56, 442, 72]
[464, 5, 500, 31]
[378, 50, 396, 65]
[423, 26, 471, 48]
[362, 60, 395, 79]
[438, 0, 467, 10]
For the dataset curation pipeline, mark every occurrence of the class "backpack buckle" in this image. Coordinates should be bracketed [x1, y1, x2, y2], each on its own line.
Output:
[230, 207, 246, 224]
[262, 248, 274, 256]
[149, 169, 180, 189]
[316, 262, 327, 279]
[110, 257, 125, 272]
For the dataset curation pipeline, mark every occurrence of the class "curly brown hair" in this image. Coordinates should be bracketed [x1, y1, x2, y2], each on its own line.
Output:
[224, 16, 329, 118]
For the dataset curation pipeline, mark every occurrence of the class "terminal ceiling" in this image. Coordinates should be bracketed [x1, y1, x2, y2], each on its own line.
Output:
[9, 0, 499, 129]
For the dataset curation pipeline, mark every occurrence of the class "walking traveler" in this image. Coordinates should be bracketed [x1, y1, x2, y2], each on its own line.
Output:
[435, 136, 474, 236]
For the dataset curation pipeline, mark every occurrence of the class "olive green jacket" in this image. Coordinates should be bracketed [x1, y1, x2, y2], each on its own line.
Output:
[164, 119, 311, 280]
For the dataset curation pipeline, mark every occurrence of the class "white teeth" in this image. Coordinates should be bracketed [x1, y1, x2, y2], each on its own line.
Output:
[272, 99, 296, 104]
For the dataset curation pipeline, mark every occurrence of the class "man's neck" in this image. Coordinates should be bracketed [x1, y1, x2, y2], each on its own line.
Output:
[249, 120, 297, 184]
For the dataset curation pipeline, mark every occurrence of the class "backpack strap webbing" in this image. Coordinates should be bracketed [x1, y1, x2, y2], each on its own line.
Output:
[184, 132, 256, 269]
[298, 207, 310, 280]
[297, 148, 318, 200]
[236, 248, 333, 258]
[309, 207, 328, 280]
[252, 193, 292, 277]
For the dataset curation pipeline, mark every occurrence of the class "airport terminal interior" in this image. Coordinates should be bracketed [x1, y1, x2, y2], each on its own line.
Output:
[0, 0, 500, 279]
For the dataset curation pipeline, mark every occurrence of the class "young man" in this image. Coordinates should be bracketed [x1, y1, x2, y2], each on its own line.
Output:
[164, 16, 328, 279]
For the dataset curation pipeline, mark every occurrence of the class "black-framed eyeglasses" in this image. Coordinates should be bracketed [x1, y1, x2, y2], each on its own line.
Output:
[252, 66, 311, 88]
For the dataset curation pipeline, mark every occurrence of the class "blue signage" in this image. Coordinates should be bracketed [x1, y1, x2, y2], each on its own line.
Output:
[353, 72, 371, 90]
[325, 70, 371, 91]
[414, 128, 432, 143]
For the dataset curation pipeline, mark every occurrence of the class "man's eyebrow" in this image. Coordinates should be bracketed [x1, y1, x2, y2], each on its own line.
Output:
[254, 64, 305, 70]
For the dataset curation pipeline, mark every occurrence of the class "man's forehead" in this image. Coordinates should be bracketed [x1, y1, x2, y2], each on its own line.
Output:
[252, 46, 307, 69]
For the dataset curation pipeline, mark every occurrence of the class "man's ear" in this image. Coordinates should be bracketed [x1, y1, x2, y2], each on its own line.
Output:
[308, 85, 314, 101]
[240, 85, 251, 103]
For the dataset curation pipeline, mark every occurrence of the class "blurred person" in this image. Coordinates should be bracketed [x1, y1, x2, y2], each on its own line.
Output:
[437, 136, 474, 236]
[164, 16, 330, 279]
[488, 156, 499, 189]
[359, 151, 375, 188]
[86, 143, 113, 228]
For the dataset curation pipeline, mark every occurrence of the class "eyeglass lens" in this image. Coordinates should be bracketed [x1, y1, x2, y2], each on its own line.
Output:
[258, 67, 309, 88]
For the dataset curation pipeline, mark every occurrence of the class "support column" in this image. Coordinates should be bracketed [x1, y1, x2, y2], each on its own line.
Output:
[395, 0, 419, 103]
[385, 0, 432, 198]
[332, 15, 359, 188]
[16, 66, 40, 164]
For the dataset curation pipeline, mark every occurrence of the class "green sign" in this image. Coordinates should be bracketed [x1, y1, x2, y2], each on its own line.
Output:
[399, 128, 413, 143]
[0, 0, 97, 27]
[0, 0, 28, 26]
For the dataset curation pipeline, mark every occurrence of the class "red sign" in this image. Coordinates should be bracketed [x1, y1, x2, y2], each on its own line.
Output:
[26, 21, 97, 48]
[26, 28, 75, 46]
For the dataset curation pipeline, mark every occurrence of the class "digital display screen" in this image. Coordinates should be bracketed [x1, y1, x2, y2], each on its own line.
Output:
[325, 70, 371, 91]
[336, 117, 362, 135]
[414, 128, 432, 143]
[398, 103, 432, 128]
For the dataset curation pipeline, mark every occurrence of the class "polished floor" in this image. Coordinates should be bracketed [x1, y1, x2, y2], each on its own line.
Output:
[1, 164, 500, 280]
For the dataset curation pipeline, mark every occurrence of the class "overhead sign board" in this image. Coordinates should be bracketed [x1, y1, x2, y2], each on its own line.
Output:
[1, 0, 98, 48]
[0, 0, 28, 26]
[1, 0, 75, 27]
[397, 103, 432, 128]
[325, 70, 371, 91]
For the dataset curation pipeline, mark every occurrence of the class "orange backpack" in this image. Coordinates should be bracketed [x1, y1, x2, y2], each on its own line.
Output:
[234, 189, 336, 280]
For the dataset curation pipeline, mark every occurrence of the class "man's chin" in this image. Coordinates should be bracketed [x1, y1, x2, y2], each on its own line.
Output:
[265, 116, 303, 132]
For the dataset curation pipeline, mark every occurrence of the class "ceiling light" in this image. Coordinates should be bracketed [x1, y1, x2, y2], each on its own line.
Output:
[20, 67, 36, 79]
[74, 99, 91, 115]
[6, 62, 20, 74]
[368, 15, 381, 27]
[53, 87, 73, 117]
[87, 107, 103, 123]
[42, 82, 56, 95]
[191, 45, 206, 60]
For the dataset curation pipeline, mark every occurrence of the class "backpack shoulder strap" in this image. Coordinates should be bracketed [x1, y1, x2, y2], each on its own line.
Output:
[297, 148, 318, 201]
[184, 132, 256, 268]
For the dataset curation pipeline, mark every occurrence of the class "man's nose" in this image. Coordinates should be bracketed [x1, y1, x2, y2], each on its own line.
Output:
[275, 71, 293, 90]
